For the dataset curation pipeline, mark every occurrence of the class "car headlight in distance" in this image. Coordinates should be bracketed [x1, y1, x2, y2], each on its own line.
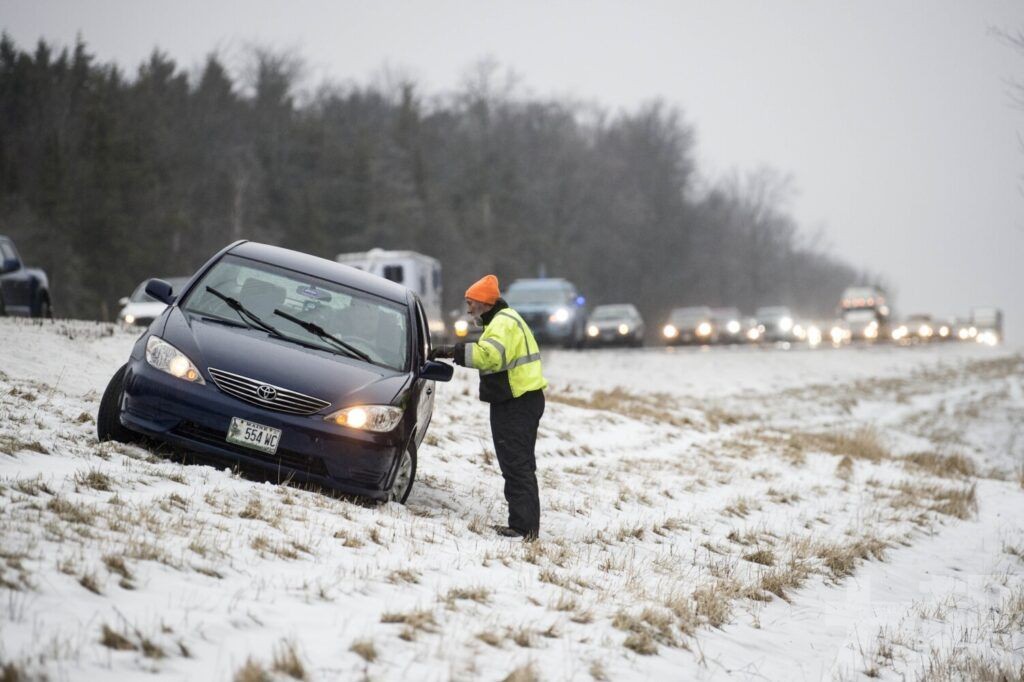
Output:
[663, 324, 679, 339]
[145, 336, 205, 384]
[830, 326, 845, 344]
[864, 324, 878, 340]
[727, 320, 741, 334]
[324, 405, 403, 432]
[124, 314, 136, 325]
[939, 325, 949, 337]
[587, 325, 600, 337]
[696, 322, 712, 337]
[618, 323, 630, 335]
[919, 325, 933, 338]
[549, 308, 570, 323]
[746, 327, 761, 341]
[779, 316, 793, 332]
[454, 319, 469, 337]
[807, 326, 822, 346]
[957, 328, 970, 340]
[428, 319, 446, 335]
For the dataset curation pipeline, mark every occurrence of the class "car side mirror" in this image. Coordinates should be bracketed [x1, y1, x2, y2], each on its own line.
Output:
[1, 257, 18, 274]
[419, 360, 454, 382]
[145, 278, 176, 305]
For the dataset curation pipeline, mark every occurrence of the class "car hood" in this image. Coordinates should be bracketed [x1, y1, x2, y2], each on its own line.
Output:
[162, 308, 409, 409]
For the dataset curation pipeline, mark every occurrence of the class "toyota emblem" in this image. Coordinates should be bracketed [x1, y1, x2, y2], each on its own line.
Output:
[256, 385, 277, 401]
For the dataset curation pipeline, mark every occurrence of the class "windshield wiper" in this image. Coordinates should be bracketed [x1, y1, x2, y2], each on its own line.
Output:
[204, 286, 289, 338]
[272, 308, 373, 363]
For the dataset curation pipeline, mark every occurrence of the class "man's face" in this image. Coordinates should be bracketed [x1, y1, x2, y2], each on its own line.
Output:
[465, 298, 490, 319]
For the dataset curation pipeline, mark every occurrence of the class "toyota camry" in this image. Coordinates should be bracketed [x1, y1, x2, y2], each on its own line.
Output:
[96, 240, 453, 502]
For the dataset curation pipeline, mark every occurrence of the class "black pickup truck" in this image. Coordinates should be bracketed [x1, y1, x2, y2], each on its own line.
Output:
[0, 235, 51, 318]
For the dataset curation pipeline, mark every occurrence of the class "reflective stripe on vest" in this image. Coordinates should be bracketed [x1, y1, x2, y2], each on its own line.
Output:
[478, 311, 542, 376]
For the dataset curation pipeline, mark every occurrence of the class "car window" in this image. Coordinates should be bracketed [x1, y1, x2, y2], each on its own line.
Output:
[182, 254, 410, 372]
[0, 241, 18, 262]
[505, 285, 572, 306]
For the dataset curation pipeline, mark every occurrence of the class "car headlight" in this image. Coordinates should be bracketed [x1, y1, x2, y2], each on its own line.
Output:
[454, 319, 469, 337]
[779, 317, 793, 332]
[324, 405, 403, 432]
[124, 313, 136, 325]
[549, 308, 570, 323]
[696, 322, 712, 337]
[428, 319, 446, 335]
[145, 336, 205, 384]
[864, 325, 878, 339]
[919, 325, 933, 338]
[727, 320, 740, 334]
[587, 325, 600, 337]
[663, 324, 678, 339]
[830, 326, 845, 344]
[958, 328, 970, 340]
[618, 324, 629, 335]
[747, 327, 761, 341]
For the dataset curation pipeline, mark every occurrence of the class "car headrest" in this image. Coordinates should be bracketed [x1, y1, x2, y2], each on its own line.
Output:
[240, 278, 286, 318]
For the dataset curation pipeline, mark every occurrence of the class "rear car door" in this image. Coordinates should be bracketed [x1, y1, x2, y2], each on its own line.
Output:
[412, 301, 435, 445]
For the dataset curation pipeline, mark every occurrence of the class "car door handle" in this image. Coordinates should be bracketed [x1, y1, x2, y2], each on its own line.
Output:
[426, 388, 433, 395]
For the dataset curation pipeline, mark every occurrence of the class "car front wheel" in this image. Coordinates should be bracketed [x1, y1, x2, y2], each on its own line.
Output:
[97, 364, 134, 444]
[388, 445, 417, 504]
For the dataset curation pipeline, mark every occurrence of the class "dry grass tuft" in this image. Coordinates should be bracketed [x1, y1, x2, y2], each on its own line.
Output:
[892, 481, 977, 520]
[693, 581, 736, 628]
[271, 640, 306, 680]
[233, 658, 272, 682]
[349, 638, 377, 663]
[794, 426, 889, 462]
[501, 663, 538, 682]
[742, 549, 776, 566]
[380, 608, 437, 635]
[902, 451, 976, 478]
[446, 586, 490, 605]
[817, 535, 889, 580]
[74, 468, 113, 491]
[100, 624, 136, 651]
[836, 455, 854, 480]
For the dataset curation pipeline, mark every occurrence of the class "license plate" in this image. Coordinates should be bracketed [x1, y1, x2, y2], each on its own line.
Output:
[226, 417, 281, 455]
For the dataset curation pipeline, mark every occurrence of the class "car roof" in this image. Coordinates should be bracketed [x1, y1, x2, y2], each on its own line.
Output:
[508, 278, 574, 289]
[228, 242, 409, 304]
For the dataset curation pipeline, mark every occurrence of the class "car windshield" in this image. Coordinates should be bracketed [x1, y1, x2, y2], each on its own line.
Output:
[130, 277, 190, 303]
[505, 285, 573, 306]
[670, 307, 710, 321]
[181, 255, 409, 372]
[845, 310, 877, 322]
[591, 305, 633, 320]
[757, 307, 790, 318]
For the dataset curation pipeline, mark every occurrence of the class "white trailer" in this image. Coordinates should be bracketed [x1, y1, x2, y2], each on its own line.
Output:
[336, 248, 445, 340]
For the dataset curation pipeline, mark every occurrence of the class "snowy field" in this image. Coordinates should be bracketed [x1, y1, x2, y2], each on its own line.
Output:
[1, 317, 1022, 681]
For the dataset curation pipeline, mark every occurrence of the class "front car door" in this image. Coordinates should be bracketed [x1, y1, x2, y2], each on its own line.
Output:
[0, 239, 30, 315]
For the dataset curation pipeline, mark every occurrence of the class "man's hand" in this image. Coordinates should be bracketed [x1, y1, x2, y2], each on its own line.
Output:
[429, 344, 455, 360]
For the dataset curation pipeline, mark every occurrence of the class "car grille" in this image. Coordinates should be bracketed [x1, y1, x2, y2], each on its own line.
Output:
[520, 312, 548, 328]
[172, 421, 331, 477]
[207, 368, 331, 415]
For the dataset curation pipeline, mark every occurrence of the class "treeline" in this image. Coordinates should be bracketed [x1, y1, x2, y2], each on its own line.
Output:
[0, 36, 877, 324]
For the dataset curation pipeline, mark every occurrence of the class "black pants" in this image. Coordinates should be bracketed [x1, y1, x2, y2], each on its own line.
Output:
[489, 389, 545, 536]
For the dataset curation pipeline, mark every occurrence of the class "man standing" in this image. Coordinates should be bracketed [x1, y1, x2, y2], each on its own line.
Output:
[431, 275, 547, 540]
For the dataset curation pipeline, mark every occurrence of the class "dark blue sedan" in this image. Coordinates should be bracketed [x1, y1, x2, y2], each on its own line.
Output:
[97, 241, 453, 502]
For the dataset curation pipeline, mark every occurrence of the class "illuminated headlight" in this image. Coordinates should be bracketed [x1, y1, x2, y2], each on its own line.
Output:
[587, 325, 600, 337]
[958, 328, 970, 340]
[892, 326, 908, 341]
[977, 331, 999, 347]
[324, 405, 402, 432]
[968, 326, 978, 338]
[807, 326, 822, 346]
[696, 322, 712, 337]
[428, 319, 446, 335]
[864, 325, 878, 340]
[779, 317, 793, 332]
[919, 325, 933, 338]
[727, 320, 740, 334]
[830, 326, 845, 344]
[145, 336, 205, 384]
[793, 324, 806, 340]
[746, 327, 761, 341]
[124, 314, 136, 325]
[939, 326, 949, 338]
[549, 308, 570, 324]
[618, 324, 630, 335]
[663, 324, 679, 339]
[454, 319, 469, 337]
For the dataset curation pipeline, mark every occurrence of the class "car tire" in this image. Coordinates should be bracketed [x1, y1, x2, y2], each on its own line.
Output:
[34, 296, 50, 320]
[387, 444, 417, 504]
[97, 364, 134, 444]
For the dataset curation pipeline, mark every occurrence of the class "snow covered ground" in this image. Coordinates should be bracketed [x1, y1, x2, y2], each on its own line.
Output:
[1, 317, 1022, 681]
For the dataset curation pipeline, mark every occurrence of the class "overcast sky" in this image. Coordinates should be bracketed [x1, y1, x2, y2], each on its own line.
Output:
[4, 0, 1023, 341]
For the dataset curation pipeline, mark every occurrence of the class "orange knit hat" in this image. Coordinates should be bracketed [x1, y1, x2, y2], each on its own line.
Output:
[464, 274, 500, 305]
